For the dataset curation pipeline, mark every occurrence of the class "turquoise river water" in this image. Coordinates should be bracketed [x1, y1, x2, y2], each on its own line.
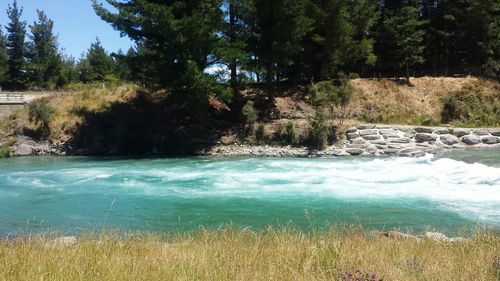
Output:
[0, 149, 499, 235]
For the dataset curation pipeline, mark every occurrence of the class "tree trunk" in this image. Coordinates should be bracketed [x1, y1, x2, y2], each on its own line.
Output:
[229, 1, 237, 91]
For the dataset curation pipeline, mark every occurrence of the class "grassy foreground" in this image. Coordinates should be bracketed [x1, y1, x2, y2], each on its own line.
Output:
[0, 228, 499, 281]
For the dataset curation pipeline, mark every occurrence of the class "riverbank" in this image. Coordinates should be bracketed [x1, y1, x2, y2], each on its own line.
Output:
[4, 123, 500, 157]
[202, 124, 500, 157]
[1, 77, 498, 158]
[1, 229, 498, 281]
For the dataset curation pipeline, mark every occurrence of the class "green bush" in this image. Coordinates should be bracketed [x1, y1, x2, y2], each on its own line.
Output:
[441, 84, 500, 127]
[28, 99, 55, 139]
[242, 100, 258, 124]
[255, 124, 266, 144]
[310, 107, 328, 150]
[275, 122, 298, 145]
[0, 144, 10, 158]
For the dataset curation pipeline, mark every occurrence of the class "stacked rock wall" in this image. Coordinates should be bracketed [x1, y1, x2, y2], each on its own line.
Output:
[343, 125, 500, 157]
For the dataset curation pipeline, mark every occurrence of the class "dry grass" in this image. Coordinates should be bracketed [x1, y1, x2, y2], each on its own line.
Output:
[348, 76, 499, 126]
[0, 228, 498, 281]
[0, 84, 137, 143]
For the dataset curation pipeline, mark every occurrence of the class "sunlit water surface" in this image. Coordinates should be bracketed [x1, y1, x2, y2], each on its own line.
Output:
[0, 149, 499, 235]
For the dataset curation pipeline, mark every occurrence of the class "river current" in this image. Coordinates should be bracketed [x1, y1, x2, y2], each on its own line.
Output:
[0, 149, 498, 235]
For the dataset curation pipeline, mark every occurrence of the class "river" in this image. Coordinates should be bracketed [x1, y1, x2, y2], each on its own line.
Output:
[0, 149, 499, 235]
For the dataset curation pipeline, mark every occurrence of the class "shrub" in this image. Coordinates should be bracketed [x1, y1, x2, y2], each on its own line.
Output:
[28, 99, 55, 139]
[255, 124, 266, 144]
[0, 144, 10, 158]
[275, 122, 297, 145]
[310, 107, 328, 150]
[441, 83, 500, 127]
[242, 100, 258, 124]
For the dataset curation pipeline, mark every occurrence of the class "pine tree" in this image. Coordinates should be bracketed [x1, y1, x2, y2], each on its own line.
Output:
[383, 0, 427, 82]
[28, 10, 62, 89]
[86, 38, 114, 81]
[6, 0, 27, 89]
[304, 0, 379, 80]
[0, 27, 8, 87]
[466, 0, 499, 78]
[93, 0, 231, 106]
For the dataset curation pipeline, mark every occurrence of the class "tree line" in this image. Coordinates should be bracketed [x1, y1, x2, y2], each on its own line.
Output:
[0, 0, 128, 90]
[0, 0, 498, 96]
[92, 0, 497, 103]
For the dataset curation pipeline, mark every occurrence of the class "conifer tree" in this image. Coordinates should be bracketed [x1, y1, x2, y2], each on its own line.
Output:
[6, 0, 27, 89]
[383, 0, 427, 82]
[28, 10, 62, 89]
[0, 27, 8, 87]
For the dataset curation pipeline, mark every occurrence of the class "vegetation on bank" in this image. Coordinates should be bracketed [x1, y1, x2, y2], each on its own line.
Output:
[0, 228, 499, 281]
[0, 77, 498, 157]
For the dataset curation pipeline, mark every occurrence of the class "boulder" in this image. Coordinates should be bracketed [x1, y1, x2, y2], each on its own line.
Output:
[481, 136, 500, 145]
[434, 128, 450, 135]
[382, 133, 400, 139]
[473, 129, 489, 136]
[379, 129, 398, 135]
[369, 139, 388, 145]
[414, 127, 434, 134]
[491, 130, 500, 137]
[462, 135, 481, 145]
[398, 127, 416, 134]
[346, 148, 364, 156]
[351, 138, 367, 145]
[383, 148, 400, 155]
[363, 135, 383, 141]
[388, 138, 412, 144]
[357, 124, 376, 130]
[366, 145, 378, 154]
[439, 134, 459, 146]
[415, 133, 438, 142]
[453, 129, 471, 137]
[346, 127, 358, 134]
[13, 144, 32, 156]
[347, 133, 360, 140]
[358, 129, 379, 136]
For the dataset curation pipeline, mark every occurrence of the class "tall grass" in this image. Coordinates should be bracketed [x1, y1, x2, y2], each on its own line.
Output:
[0, 228, 498, 281]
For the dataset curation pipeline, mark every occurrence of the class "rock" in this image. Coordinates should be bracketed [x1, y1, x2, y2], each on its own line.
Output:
[375, 145, 388, 150]
[380, 129, 398, 135]
[382, 133, 400, 139]
[346, 127, 358, 133]
[398, 127, 416, 134]
[491, 130, 500, 137]
[13, 144, 32, 156]
[358, 129, 379, 136]
[453, 129, 471, 137]
[383, 148, 400, 155]
[363, 135, 383, 141]
[439, 134, 459, 146]
[366, 145, 378, 154]
[351, 138, 367, 145]
[357, 124, 376, 130]
[369, 139, 388, 145]
[388, 144, 403, 149]
[462, 135, 481, 145]
[481, 136, 500, 145]
[434, 128, 450, 135]
[346, 148, 364, 156]
[347, 132, 360, 140]
[415, 133, 438, 142]
[389, 138, 412, 144]
[404, 131, 417, 138]
[425, 232, 448, 241]
[414, 127, 434, 134]
[335, 151, 351, 157]
[348, 143, 370, 149]
[473, 129, 489, 136]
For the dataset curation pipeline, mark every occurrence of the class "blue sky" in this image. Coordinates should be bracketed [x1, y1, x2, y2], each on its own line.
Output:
[0, 0, 134, 59]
